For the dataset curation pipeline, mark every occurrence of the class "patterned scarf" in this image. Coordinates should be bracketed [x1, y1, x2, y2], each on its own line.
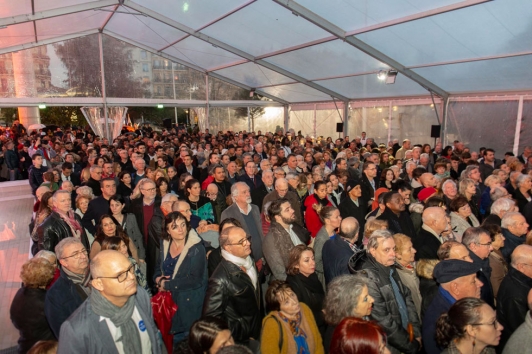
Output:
[278, 311, 310, 354]
[54, 207, 83, 239]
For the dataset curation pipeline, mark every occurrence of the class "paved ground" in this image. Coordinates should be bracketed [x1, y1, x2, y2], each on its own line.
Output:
[0, 181, 34, 350]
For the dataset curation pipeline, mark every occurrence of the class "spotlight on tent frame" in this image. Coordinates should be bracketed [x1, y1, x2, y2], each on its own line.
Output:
[38, 104, 46, 109]
[377, 70, 387, 81]
[157, 104, 164, 109]
[249, 89, 256, 98]
[385, 70, 398, 84]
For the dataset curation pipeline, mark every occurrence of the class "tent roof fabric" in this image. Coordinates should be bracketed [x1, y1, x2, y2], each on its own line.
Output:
[0, 0, 531, 104]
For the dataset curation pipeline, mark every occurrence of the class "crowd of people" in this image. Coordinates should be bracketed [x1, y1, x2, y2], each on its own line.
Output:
[7, 121, 532, 354]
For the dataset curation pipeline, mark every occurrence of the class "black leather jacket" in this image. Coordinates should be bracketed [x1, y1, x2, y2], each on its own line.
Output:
[350, 252, 421, 354]
[37, 212, 89, 252]
[202, 258, 264, 344]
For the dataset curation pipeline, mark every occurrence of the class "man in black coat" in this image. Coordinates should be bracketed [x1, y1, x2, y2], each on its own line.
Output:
[177, 154, 200, 180]
[414, 207, 448, 261]
[421, 259, 482, 354]
[203, 226, 264, 348]
[45, 238, 91, 338]
[377, 192, 417, 239]
[462, 227, 495, 308]
[129, 179, 162, 250]
[338, 179, 366, 243]
[250, 169, 274, 213]
[82, 165, 103, 197]
[497, 244, 532, 352]
[360, 161, 377, 211]
[238, 161, 263, 191]
[81, 178, 116, 235]
[323, 217, 360, 285]
[350, 230, 421, 354]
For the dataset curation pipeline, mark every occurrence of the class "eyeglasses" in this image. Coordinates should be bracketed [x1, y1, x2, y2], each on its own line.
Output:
[142, 188, 156, 192]
[226, 235, 252, 247]
[472, 319, 499, 329]
[478, 242, 492, 247]
[62, 249, 88, 260]
[96, 264, 135, 283]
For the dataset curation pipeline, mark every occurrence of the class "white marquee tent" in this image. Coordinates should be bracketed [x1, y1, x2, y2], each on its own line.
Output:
[0, 0, 531, 155]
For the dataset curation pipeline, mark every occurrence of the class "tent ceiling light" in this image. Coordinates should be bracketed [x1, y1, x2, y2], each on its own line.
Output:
[377, 70, 387, 81]
[157, 104, 164, 108]
[38, 104, 46, 109]
[385, 70, 398, 85]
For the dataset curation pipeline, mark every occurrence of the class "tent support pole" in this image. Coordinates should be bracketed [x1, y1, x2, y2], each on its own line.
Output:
[343, 101, 349, 138]
[284, 105, 289, 132]
[441, 97, 450, 147]
[98, 32, 110, 141]
[514, 96, 524, 156]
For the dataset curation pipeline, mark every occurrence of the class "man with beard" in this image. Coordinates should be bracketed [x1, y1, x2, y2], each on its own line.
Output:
[262, 198, 310, 281]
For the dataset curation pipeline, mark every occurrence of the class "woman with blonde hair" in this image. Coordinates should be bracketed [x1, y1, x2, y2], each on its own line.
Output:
[459, 178, 481, 220]
[393, 233, 422, 317]
[75, 194, 94, 245]
[361, 217, 388, 246]
[480, 175, 502, 218]
[417, 259, 440, 318]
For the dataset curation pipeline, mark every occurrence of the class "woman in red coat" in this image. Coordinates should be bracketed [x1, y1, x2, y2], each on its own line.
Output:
[304, 181, 332, 238]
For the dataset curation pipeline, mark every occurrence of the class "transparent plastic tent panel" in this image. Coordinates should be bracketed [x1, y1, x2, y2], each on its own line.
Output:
[129, 0, 251, 31]
[390, 104, 441, 145]
[34, 0, 112, 13]
[445, 100, 518, 158]
[264, 40, 389, 80]
[289, 109, 314, 137]
[355, 0, 532, 67]
[36, 8, 112, 41]
[208, 76, 249, 101]
[102, 35, 206, 100]
[253, 107, 284, 134]
[208, 107, 248, 133]
[213, 62, 294, 88]
[200, 0, 331, 57]
[296, 0, 465, 33]
[349, 106, 390, 144]
[0, 34, 102, 98]
[289, 103, 344, 138]
[413, 55, 532, 93]
[163, 36, 242, 71]
[318, 73, 428, 99]
[518, 100, 532, 154]
[0, 22, 37, 48]
[0, 0, 32, 18]
[105, 9, 187, 49]
[260, 83, 331, 103]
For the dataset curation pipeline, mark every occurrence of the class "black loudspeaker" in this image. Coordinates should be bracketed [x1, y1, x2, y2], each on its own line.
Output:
[336, 123, 344, 133]
[163, 118, 172, 130]
[431, 125, 441, 138]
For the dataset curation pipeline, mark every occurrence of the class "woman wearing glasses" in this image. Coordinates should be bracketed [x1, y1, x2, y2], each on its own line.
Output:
[154, 211, 208, 344]
[436, 297, 502, 354]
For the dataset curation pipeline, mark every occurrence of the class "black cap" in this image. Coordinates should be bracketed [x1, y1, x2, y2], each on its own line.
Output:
[433, 259, 481, 283]
[345, 179, 361, 192]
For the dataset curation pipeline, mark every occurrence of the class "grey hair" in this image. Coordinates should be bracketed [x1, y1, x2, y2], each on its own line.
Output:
[55, 237, 83, 259]
[76, 186, 94, 199]
[442, 179, 457, 192]
[490, 197, 515, 216]
[286, 173, 298, 182]
[405, 161, 416, 170]
[348, 157, 359, 167]
[323, 274, 369, 325]
[138, 178, 155, 190]
[462, 227, 488, 247]
[366, 229, 393, 253]
[516, 174, 531, 188]
[420, 153, 429, 160]
[273, 167, 285, 175]
[490, 187, 509, 202]
[161, 193, 178, 203]
[35, 250, 57, 262]
[463, 165, 479, 179]
[275, 178, 288, 188]
[231, 182, 249, 200]
[502, 212, 524, 229]
[90, 164, 102, 172]
[52, 190, 71, 203]
[61, 180, 74, 190]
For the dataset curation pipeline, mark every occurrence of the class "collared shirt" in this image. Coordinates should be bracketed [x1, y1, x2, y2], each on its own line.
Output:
[237, 203, 252, 215]
[61, 173, 70, 182]
[100, 307, 151, 354]
[422, 224, 443, 243]
[342, 237, 359, 253]
[284, 224, 303, 247]
[350, 197, 359, 207]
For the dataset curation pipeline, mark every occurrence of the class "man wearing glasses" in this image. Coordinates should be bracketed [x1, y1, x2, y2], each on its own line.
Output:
[82, 165, 103, 197]
[462, 227, 495, 308]
[45, 238, 91, 338]
[203, 226, 263, 351]
[130, 179, 162, 257]
[57, 250, 163, 353]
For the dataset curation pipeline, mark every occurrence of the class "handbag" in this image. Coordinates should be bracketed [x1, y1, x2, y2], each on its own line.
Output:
[151, 291, 178, 354]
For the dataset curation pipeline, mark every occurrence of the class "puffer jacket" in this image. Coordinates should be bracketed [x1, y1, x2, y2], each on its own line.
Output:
[36, 212, 89, 253]
[263, 222, 310, 281]
[202, 258, 264, 344]
[349, 252, 421, 354]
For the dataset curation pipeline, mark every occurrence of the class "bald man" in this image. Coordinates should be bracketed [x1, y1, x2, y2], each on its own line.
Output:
[251, 169, 274, 213]
[262, 178, 303, 226]
[498, 245, 532, 349]
[437, 241, 473, 262]
[414, 207, 449, 261]
[322, 217, 360, 285]
[57, 251, 162, 354]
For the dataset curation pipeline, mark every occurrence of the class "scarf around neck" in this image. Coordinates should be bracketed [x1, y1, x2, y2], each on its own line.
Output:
[90, 288, 141, 353]
[221, 249, 258, 289]
[54, 207, 83, 238]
